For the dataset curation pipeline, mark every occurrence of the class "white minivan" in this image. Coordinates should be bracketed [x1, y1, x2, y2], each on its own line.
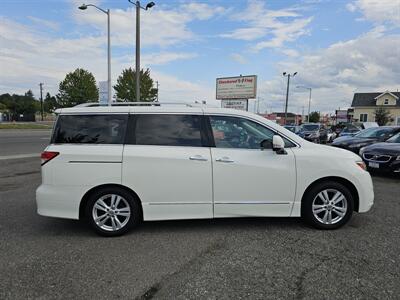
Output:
[36, 103, 374, 236]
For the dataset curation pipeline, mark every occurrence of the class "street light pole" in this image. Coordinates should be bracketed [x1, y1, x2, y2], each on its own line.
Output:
[107, 9, 111, 106]
[78, 4, 112, 106]
[136, 1, 140, 102]
[283, 72, 297, 125]
[39, 83, 44, 121]
[129, 1, 155, 102]
[296, 85, 312, 122]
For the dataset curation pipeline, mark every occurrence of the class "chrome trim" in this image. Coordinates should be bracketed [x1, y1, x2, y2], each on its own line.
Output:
[214, 202, 290, 205]
[362, 153, 391, 163]
[68, 161, 121, 163]
[148, 202, 211, 205]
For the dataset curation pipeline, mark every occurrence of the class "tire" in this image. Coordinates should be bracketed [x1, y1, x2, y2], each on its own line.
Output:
[85, 187, 141, 237]
[302, 181, 354, 229]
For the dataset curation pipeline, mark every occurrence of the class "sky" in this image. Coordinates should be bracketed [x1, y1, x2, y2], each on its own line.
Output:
[0, 0, 399, 114]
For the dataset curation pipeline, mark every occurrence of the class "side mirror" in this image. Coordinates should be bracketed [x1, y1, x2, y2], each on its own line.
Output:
[272, 135, 286, 154]
[260, 139, 273, 150]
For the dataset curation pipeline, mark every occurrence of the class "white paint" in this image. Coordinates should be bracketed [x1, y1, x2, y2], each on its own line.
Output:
[36, 105, 374, 224]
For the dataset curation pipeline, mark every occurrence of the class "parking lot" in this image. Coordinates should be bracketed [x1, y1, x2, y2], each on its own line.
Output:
[0, 130, 399, 299]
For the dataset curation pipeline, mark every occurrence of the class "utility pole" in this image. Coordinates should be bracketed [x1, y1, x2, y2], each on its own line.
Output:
[39, 83, 44, 121]
[283, 72, 297, 125]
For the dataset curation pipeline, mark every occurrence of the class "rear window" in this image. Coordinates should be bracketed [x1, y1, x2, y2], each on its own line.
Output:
[52, 114, 128, 144]
[129, 114, 203, 147]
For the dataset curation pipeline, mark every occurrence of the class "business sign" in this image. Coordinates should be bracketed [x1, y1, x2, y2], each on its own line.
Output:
[221, 99, 248, 111]
[216, 75, 257, 100]
[336, 110, 348, 123]
[98, 81, 108, 105]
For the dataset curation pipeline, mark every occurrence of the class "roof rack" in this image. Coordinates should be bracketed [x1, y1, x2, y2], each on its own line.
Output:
[74, 102, 197, 108]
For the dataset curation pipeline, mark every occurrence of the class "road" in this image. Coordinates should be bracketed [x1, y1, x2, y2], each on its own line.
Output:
[0, 155, 399, 299]
[0, 129, 51, 157]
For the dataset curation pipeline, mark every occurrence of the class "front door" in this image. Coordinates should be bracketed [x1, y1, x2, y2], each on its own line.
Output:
[208, 115, 296, 217]
[122, 114, 213, 220]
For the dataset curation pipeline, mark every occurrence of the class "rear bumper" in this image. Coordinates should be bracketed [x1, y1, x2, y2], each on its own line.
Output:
[36, 184, 82, 220]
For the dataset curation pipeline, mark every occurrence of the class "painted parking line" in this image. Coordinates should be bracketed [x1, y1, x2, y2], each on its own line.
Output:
[0, 153, 39, 160]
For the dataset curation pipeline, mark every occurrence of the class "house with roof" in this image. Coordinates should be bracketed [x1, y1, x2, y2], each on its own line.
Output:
[351, 91, 400, 125]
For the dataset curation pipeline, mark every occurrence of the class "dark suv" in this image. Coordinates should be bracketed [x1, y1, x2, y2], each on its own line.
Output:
[298, 123, 328, 143]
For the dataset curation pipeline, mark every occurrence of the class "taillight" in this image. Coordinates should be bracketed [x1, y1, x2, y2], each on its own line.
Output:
[41, 151, 59, 166]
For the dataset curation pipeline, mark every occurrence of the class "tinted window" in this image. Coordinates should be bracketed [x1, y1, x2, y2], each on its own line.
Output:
[356, 127, 394, 138]
[132, 114, 203, 147]
[210, 116, 294, 149]
[301, 124, 319, 131]
[52, 114, 128, 144]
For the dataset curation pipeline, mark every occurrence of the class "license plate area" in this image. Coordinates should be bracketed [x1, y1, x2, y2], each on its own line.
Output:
[369, 162, 379, 168]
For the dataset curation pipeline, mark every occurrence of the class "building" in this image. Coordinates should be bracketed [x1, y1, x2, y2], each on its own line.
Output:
[351, 91, 400, 125]
[260, 112, 302, 125]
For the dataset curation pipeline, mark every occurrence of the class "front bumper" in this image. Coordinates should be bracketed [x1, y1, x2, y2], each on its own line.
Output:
[363, 159, 400, 173]
[354, 171, 374, 213]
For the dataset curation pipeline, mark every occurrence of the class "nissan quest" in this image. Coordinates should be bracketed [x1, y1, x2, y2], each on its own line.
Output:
[36, 103, 374, 236]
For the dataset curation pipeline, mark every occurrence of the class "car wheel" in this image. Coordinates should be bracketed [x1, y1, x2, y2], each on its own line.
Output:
[302, 181, 354, 229]
[85, 187, 141, 236]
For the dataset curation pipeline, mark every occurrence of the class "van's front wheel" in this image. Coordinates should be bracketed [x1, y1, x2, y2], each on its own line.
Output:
[302, 182, 354, 229]
[86, 187, 141, 236]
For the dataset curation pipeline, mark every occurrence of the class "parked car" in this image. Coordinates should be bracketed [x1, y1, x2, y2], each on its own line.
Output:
[359, 132, 400, 174]
[331, 126, 400, 154]
[327, 129, 337, 143]
[283, 125, 301, 134]
[338, 124, 361, 137]
[298, 123, 328, 143]
[36, 103, 374, 236]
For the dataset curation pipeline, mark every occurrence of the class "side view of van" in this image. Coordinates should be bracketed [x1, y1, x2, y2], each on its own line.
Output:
[36, 103, 374, 236]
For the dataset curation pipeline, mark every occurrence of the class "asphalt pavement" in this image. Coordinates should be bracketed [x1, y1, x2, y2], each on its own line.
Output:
[0, 129, 51, 157]
[0, 155, 399, 299]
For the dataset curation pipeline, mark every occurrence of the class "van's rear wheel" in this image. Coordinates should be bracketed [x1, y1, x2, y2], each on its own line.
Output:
[86, 187, 141, 236]
[302, 182, 354, 229]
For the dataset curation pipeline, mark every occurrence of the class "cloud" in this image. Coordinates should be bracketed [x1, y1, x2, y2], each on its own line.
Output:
[221, 0, 312, 51]
[230, 53, 247, 64]
[347, 0, 400, 27]
[28, 16, 60, 30]
[73, 2, 226, 47]
[0, 17, 206, 101]
[257, 29, 400, 113]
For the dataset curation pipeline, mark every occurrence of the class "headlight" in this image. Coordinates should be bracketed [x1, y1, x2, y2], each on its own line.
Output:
[396, 156, 400, 161]
[356, 161, 367, 171]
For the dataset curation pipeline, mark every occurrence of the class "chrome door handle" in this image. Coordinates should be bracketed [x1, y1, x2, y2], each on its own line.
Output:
[216, 157, 235, 163]
[189, 155, 208, 161]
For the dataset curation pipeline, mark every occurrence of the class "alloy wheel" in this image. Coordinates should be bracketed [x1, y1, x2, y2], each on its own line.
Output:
[92, 194, 131, 231]
[312, 189, 348, 225]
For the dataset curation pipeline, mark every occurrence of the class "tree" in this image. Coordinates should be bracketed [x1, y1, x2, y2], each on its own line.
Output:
[57, 68, 99, 107]
[44, 92, 58, 113]
[114, 68, 157, 102]
[374, 107, 391, 125]
[308, 111, 320, 123]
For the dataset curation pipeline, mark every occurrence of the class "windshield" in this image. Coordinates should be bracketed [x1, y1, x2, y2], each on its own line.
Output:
[301, 124, 319, 131]
[355, 127, 393, 138]
[387, 132, 400, 143]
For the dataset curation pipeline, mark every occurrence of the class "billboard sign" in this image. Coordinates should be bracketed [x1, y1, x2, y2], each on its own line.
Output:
[216, 75, 257, 100]
[221, 99, 248, 111]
